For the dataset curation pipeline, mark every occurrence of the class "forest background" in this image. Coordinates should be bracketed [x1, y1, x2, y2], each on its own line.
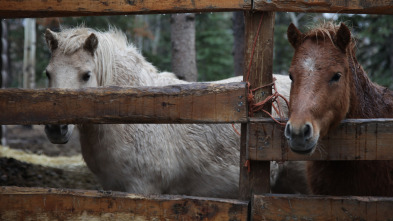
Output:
[4, 12, 393, 89]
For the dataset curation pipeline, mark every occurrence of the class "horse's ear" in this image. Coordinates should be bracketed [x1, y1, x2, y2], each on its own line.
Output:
[287, 23, 304, 49]
[83, 33, 98, 56]
[335, 23, 351, 52]
[45, 29, 58, 51]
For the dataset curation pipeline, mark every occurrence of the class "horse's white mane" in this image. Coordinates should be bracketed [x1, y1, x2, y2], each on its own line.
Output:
[55, 27, 158, 87]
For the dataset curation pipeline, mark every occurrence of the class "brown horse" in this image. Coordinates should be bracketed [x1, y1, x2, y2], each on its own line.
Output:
[284, 22, 393, 196]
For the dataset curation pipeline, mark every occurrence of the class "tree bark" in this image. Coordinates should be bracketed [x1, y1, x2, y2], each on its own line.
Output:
[389, 33, 393, 80]
[134, 15, 144, 51]
[151, 15, 161, 55]
[23, 18, 36, 89]
[0, 20, 8, 146]
[170, 13, 197, 82]
[233, 12, 245, 77]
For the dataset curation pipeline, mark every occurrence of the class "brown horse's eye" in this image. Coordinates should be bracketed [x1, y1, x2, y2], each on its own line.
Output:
[82, 72, 91, 82]
[330, 72, 341, 83]
[289, 74, 294, 82]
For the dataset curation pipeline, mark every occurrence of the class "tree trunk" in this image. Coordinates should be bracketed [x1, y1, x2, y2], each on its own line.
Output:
[389, 33, 393, 81]
[288, 12, 304, 28]
[233, 12, 245, 77]
[134, 15, 144, 51]
[0, 20, 8, 146]
[151, 15, 161, 55]
[23, 18, 36, 89]
[170, 13, 197, 82]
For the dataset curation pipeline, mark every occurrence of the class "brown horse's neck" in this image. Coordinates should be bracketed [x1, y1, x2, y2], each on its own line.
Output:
[310, 57, 393, 195]
[347, 52, 393, 118]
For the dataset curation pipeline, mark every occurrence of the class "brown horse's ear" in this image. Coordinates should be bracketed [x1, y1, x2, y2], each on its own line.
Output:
[45, 29, 58, 51]
[335, 23, 351, 52]
[83, 33, 98, 56]
[287, 23, 304, 49]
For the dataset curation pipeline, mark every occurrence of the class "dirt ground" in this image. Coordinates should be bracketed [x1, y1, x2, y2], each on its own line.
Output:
[0, 125, 101, 190]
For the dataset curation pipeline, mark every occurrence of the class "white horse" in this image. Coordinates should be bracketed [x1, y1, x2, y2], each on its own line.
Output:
[44, 27, 303, 198]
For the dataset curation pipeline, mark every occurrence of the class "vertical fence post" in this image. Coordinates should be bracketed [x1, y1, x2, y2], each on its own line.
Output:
[239, 11, 275, 200]
[0, 20, 8, 146]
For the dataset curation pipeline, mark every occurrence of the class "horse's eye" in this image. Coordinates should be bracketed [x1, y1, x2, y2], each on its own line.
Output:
[289, 74, 294, 82]
[82, 72, 91, 82]
[45, 70, 51, 80]
[330, 72, 341, 83]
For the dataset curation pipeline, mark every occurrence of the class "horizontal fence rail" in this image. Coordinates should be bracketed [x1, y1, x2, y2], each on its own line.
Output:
[0, 82, 247, 125]
[252, 194, 393, 220]
[247, 118, 393, 161]
[0, 0, 251, 18]
[1, 0, 393, 18]
[0, 186, 249, 220]
[254, 0, 393, 15]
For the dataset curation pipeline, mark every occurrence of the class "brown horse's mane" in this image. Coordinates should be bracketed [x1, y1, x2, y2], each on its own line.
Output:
[303, 21, 393, 119]
[303, 21, 356, 52]
[345, 50, 391, 118]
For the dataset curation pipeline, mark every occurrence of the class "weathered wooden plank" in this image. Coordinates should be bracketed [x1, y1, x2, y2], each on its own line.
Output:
[0, 82, 247, 125]
[254, 0, 393, 15]
[2, 0, 392, 17]
[248, 118, 393, 161]
[252, 194, 393, 220]
[239, 11, 275, 200]
[0, 186, 249, 220]
[0, 0, 251, 18]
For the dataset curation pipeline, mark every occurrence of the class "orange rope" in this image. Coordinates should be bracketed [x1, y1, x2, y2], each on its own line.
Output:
[232, 123, 241, 136]
[244, 13, 289, 126]
[248, 78, 289, 126]
[244, 160, 251, 173]
[241, 14, 290, 172]
[245, 14, 265, 82]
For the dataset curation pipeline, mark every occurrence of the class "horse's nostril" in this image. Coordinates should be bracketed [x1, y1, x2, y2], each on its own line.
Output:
[304, 123, 312, 139]
[285, 123, 291, 139]
[61, 125, 68, 130]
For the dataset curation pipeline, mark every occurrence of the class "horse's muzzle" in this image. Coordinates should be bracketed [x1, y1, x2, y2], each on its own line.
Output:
[44, 124, 74, 144]
[284, 121, 318, 155]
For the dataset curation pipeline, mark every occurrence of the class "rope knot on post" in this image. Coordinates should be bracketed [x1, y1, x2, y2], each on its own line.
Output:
[244, 14, 289, 126]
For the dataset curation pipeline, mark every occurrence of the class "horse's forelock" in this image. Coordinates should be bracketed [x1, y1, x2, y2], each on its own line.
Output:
[56, 28, 93, 55]
[55, 27, 131, 86]
[303, 21, 356, 51]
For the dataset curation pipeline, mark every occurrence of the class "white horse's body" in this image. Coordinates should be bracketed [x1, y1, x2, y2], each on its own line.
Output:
[44, 28, 299, 198]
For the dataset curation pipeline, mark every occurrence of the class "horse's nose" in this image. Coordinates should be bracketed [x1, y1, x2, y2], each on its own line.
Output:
[285, 121, 315, 153]
[285, 121, 313, 141]
[44, 124, 74, 144]
[303, 123, 312, 140]
[284, 122, 292, 139]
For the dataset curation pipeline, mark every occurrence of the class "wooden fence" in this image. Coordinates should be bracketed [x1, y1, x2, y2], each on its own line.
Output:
[1, 1, 393, 220]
